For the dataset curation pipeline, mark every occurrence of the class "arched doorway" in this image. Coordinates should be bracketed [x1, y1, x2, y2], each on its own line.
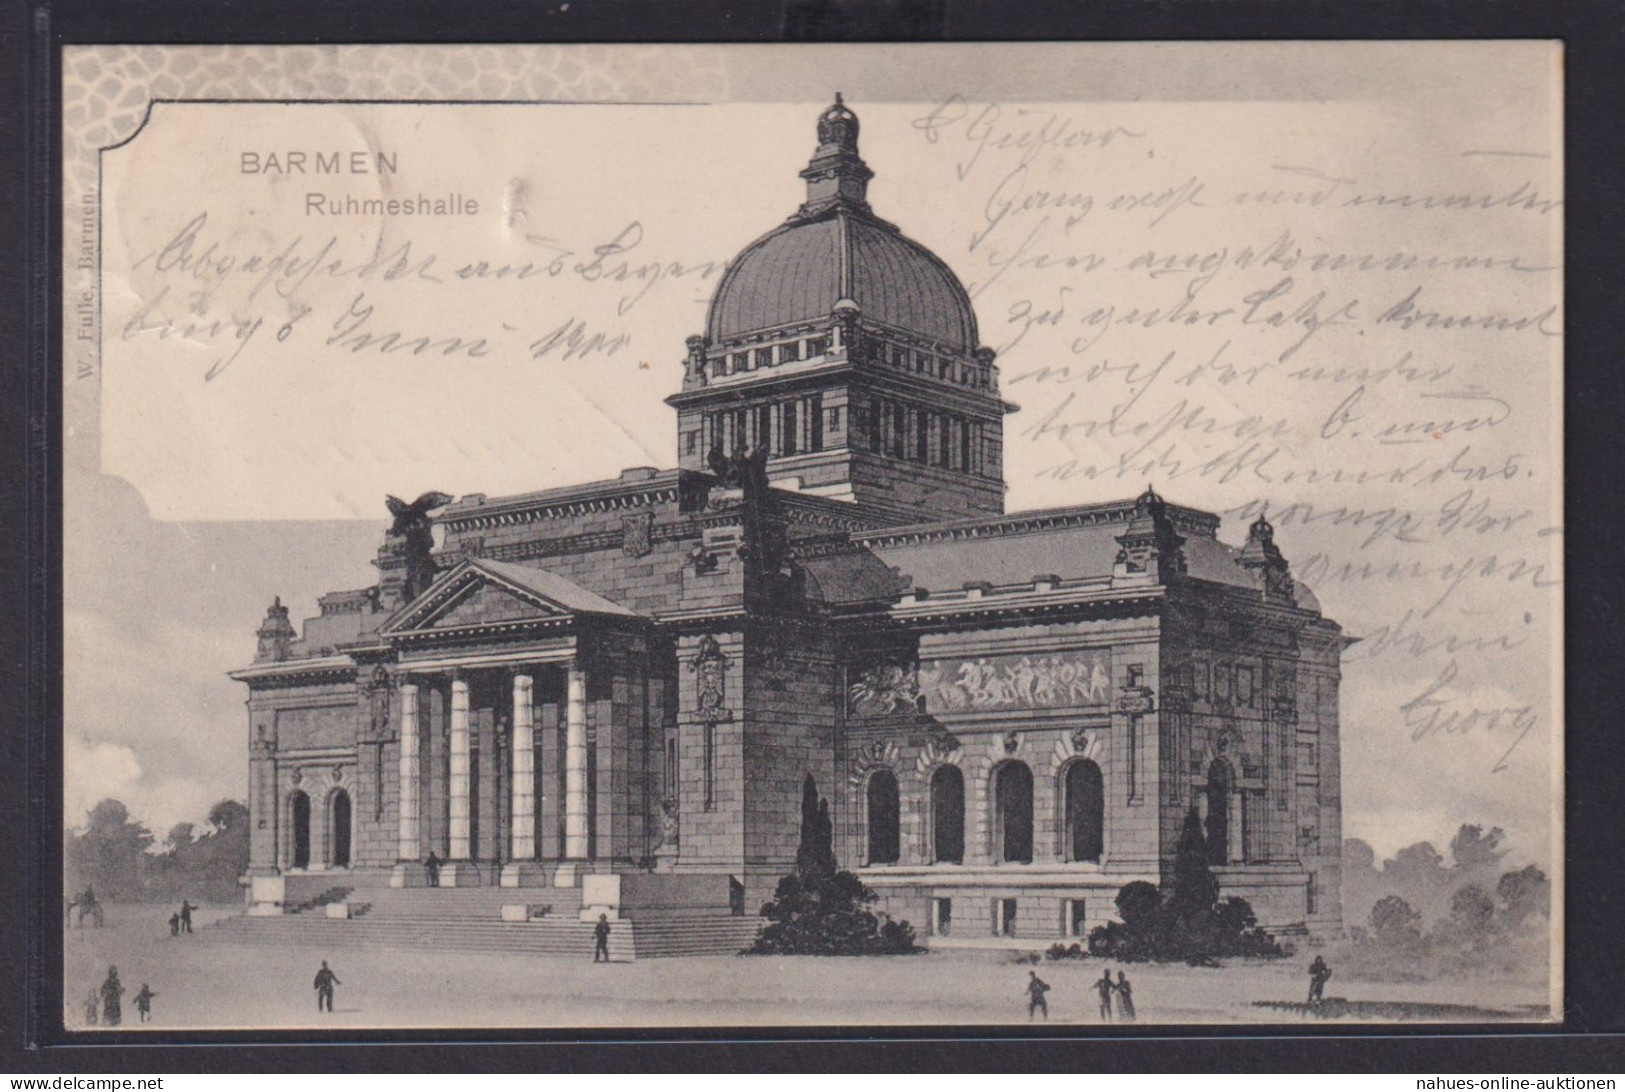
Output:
[1064, 759, 1104, 863]
[1205, 759, 1232, 865]
[866, 769, 900, 865]
[930, 765, 964, 864]
[290, 791, 311, 870]
[994, 762, 1034, 864]
[329, 789, 352, 869]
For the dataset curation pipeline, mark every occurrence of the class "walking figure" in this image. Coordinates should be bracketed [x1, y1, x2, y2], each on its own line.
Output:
[1114, 971, 1136, 1022]
[168, 912, 180, 937]
[82, 989, 98, 1027]
[179, 899, 195, 934]
[313, 961, 341, 1012]
[100, 966, 124, 1026]
[1307, 955, 1332, 1004]
[593, 913, 612, 963]
[424, 851, 441, 888]
[1025, 970, 1051, 1020]
[1095, 968, 1116, 1022]
[134, 984, 156, 1023]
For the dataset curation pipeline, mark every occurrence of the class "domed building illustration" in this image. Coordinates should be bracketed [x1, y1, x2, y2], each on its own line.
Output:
[231, 97, 1346, 954]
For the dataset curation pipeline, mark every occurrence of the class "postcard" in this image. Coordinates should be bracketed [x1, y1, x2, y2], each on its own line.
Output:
[60, 41, 1561, 1029]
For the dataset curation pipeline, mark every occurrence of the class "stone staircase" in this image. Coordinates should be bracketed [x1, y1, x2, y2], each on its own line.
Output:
[200, 885, 761, 960]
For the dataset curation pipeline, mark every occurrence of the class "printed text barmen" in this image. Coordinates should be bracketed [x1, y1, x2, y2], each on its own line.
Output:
[241, 151, 399, 174]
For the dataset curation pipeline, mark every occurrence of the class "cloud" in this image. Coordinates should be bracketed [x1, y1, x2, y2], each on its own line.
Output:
[64, 737, 143, 828]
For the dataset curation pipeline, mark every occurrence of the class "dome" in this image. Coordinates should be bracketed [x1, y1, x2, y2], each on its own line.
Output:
[705, 212, 979, 352]
[703, 95, 980, 354]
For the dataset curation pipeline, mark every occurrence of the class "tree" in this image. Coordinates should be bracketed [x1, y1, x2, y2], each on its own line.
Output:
[66, 799, 155, 901]
[1384, 842, 1447, 888]
[158, 799, 251, 902]
[1445, 884, 1497, 946]
[1168, 806, 1219, 920]
[1450, 824, 1508, 872]
[794, 774, 836, 880]
[1369, 894, 1425, 951]
[1343, 838, 1377, 875]
[164, 823, 196, 853]
[1116, 881, 1162, 932]
[748, 775, 917, 956]
[1496, 864, 1550, 928]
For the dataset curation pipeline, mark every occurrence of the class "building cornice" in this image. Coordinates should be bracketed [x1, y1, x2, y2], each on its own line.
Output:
[439, 473, 684, 534]
[853, 499, 1221, 549]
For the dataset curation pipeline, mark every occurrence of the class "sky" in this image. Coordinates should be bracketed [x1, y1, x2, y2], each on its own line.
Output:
[63, 43, 1561, 871]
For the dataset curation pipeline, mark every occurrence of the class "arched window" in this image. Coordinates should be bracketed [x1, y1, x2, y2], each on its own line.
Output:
[290, 791, 311, 870]
[930, 765, 965, 864]
[994, 762, 1034, 864]
[866, 770, 900, 865]
[1064, 759, 1104, 863]
[329, 789, 352, 869]
[1206, 759, 1232, 866]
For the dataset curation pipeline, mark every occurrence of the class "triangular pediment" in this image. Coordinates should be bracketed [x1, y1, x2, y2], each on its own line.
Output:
[380, 558, 633, 640]
[424, 579, 564, 630]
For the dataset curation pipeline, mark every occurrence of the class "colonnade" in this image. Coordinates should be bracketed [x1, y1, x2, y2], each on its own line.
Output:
[394, 664, 591, 885]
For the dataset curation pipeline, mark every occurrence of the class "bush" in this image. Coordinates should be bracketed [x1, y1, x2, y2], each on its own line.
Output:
[745, 775, 920, 956]
[1086, 809, 1284, 963]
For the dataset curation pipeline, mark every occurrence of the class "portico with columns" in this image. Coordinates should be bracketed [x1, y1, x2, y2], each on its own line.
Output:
[370, 558, 672, 890]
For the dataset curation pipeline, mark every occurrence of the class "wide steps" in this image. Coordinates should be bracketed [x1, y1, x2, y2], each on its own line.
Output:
[203, 886, 759, 959]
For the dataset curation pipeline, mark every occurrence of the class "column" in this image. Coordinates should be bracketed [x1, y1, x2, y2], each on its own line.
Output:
[555, 663, 590, 885]
[501, 673, 542, 886]
[443, 674, 479, 885]
[396, 683, 420, 859]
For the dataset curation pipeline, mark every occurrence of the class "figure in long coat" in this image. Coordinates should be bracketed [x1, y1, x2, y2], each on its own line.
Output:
[1114, 971, 1136, 1022]
[1307, 955, 1332, 1004]
[99, 966, 123, 1026]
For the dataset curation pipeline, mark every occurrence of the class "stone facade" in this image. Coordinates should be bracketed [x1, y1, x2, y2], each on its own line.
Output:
[232, 98, 1345, 942]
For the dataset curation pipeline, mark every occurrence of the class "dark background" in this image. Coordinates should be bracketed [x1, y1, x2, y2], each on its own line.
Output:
[3, 0, 1622, 1072]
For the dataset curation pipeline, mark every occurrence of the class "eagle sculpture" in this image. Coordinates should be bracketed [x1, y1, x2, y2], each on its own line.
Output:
[385, 491, 455, 602]
[385, 491, 455, 537]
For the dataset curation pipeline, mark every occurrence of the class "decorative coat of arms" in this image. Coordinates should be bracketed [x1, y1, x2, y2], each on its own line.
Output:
[691, 635, 731, 720]
[622, 510, 654, 558]
[366, 664, 391, 738]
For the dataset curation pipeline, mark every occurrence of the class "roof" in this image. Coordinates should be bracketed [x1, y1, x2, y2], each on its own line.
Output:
[705, 208, 979, 352]
[462, 557, 641, 619]
[799, 499, 1302, 608]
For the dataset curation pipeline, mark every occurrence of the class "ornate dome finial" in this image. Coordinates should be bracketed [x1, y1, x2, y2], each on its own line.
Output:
[817, 92, 860, 151]
[1248, 506, 1275, 544]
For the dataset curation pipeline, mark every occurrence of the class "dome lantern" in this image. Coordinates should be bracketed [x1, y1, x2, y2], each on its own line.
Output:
[798, 92, 875, 218]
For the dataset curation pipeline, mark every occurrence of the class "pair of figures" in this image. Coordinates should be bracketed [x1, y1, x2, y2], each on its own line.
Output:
[168, 899, 195, 936]
[1024, 968, 1134, 1022]
[1094, 969, 1137, 1022]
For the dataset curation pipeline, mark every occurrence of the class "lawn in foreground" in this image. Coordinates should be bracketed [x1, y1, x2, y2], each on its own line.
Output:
[63, 904, 1550, 1031]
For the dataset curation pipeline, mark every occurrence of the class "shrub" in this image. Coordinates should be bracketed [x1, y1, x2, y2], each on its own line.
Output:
[745, 775, 920, 956]
[1087, 809, 1284, 963]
